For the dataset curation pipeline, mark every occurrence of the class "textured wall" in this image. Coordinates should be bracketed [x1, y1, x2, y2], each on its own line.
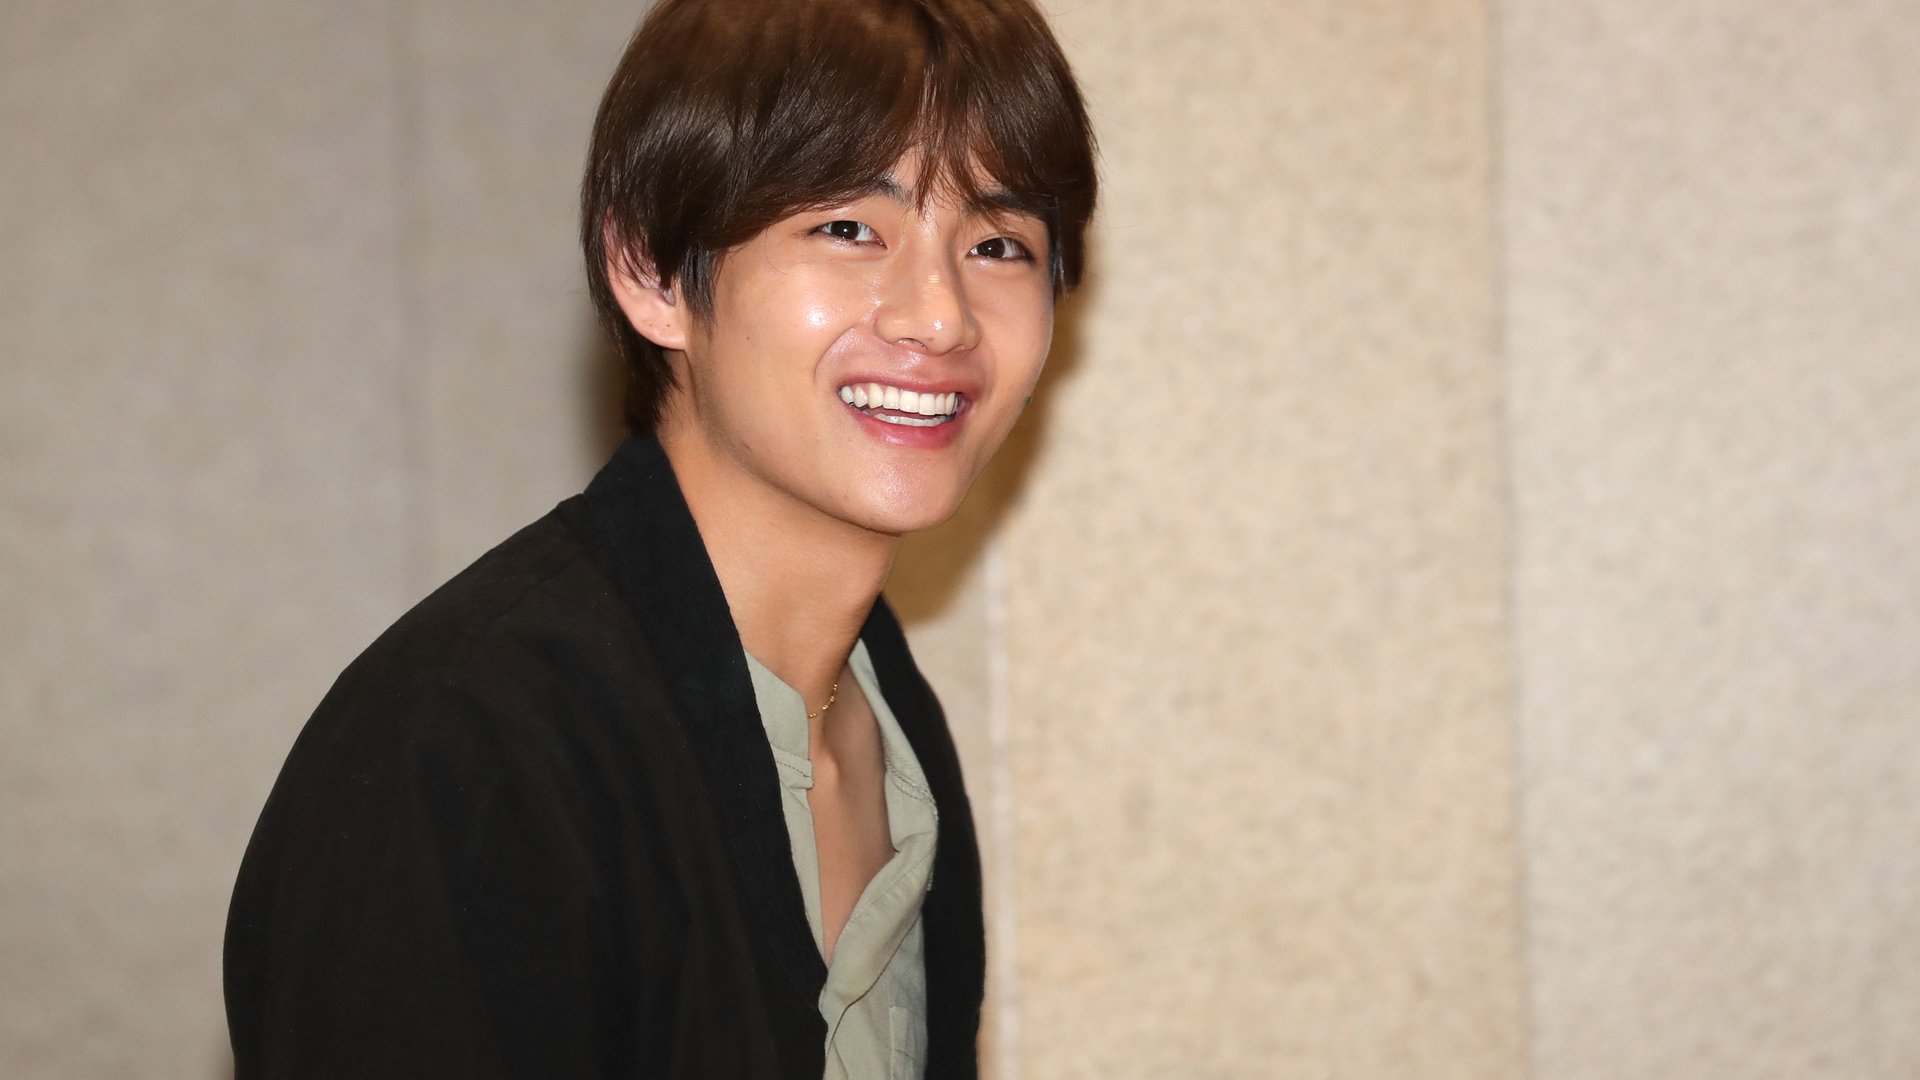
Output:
[972, 2, 1527, 1076]
[1500, 2, 1920, 1078]
[0, 3, 631, 1077]
[2, 5, 410, 1076]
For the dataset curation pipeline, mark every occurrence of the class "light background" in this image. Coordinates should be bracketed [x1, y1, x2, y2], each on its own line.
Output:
[2, 1, 1915, 1077]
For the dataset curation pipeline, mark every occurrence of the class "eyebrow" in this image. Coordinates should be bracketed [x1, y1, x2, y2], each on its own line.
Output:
[860, 176, 914, 204]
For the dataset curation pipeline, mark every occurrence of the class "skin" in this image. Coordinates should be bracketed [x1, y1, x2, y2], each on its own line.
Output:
[610, 151, 1054, 958]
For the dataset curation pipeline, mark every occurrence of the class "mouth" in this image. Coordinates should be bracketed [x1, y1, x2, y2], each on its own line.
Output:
[836, 381, 965, 428]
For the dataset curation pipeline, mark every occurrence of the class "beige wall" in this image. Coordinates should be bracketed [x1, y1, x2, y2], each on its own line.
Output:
[1501, 3, 1920, 1078]
[3, 1, 1914, 1078]
[988, 1, 1525, 1076]
[910, 3, 1528, 1075]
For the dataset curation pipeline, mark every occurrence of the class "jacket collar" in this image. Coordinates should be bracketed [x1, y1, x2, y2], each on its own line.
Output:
[570, 434, 984, 1071]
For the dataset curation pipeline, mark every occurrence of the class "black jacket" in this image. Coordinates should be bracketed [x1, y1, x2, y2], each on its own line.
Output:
[224, 434, 985, 1078]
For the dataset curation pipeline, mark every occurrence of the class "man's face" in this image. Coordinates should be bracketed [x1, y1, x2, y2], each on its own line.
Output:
[656, 153, 1055, 537]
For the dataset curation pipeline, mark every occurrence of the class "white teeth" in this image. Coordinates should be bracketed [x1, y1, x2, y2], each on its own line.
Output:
[874, 413, 943, 427]
[834, 383, 963, 418]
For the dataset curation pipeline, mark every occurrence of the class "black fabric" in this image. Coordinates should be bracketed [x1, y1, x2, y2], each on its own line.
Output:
[224, 434, 985, 1078]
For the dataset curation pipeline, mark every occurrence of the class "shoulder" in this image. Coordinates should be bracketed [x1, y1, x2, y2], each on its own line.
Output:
[357, 501, 622, 685]
[225, 509, 682, 1073]
[279, 500, 675, 806]
[233, 501, 704, 934]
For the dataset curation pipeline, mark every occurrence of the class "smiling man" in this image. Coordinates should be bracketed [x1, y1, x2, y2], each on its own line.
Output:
[222, 0, 1095, 1077]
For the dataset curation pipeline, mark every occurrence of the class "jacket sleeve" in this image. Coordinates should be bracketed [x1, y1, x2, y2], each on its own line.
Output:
[226, 668, 644, 1079]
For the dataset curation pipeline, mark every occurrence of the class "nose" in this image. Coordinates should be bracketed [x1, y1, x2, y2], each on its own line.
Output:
[874, 246, 980, 356]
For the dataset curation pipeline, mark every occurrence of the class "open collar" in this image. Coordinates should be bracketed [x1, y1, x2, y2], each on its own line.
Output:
[566, 434, 984, 1070]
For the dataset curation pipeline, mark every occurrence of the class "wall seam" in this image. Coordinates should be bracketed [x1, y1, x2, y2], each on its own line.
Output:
[1484, 0, 1541, 1076]
[985, 539, 1021, 1080]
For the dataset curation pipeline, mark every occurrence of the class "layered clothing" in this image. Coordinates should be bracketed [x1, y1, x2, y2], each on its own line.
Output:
[224, 434, 986, 1078]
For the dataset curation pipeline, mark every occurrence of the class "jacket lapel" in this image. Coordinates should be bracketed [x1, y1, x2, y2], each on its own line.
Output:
[575, 433, 985, 1075]
[573, 436, 830, 1014]
[861, 600, 987, 1077]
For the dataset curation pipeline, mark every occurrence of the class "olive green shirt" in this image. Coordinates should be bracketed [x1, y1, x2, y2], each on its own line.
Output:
[745, 640, 939, 1080]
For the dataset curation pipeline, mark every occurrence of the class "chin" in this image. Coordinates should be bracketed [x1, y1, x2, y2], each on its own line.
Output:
[848, 498, 964, 538]
[826, 458, 978, 537]
[832, 478, 971, 537]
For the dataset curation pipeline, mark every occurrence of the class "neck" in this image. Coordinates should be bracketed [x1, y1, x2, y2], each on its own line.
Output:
[657, 411, 896, 712]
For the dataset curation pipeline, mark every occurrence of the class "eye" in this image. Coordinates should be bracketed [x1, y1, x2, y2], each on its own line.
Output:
[817, 220, 879, 244]
[970, 236, 1032, 261]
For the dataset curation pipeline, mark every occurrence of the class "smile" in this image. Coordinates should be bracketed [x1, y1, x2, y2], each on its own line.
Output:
[837, 382, 963, 427]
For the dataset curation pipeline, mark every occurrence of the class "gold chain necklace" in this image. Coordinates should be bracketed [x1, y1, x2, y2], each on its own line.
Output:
[806, 681, 840, 721]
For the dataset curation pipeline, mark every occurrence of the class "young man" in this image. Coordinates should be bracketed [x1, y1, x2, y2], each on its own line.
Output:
[223, 0, 1095, 1076]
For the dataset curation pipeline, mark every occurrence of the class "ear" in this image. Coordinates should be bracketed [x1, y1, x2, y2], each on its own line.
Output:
[606, 242, 690, 352]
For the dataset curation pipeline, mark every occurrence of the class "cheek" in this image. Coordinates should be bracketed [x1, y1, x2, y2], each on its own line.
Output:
[772, 270, 872, 351]
[988, 288, 1056, 386]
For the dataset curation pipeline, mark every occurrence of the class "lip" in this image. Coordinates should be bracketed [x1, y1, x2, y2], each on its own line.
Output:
[834, 372, 975, 450]
[834, 371, 978, 398]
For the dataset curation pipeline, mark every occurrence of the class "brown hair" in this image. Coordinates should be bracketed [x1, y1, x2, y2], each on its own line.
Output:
[581, 0, 1098, 432]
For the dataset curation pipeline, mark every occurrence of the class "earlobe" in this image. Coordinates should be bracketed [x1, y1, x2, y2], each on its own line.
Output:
[607, 251, 689, 351]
